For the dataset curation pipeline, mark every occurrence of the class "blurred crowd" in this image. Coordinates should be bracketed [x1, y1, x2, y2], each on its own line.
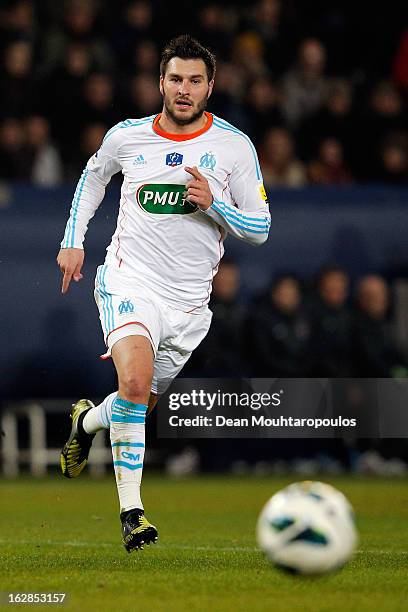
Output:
[186, 262, 408, 379]
[179, 260, 408, 474]
[0, 0, 407, 185]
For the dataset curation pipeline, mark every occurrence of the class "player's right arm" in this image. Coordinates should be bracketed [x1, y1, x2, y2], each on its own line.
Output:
[57, 125, 123, 293]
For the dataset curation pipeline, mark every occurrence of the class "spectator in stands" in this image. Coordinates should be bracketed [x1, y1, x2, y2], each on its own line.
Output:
[186, 260, 245, 376]
[244, 76, 285, 145]
[297, 79, 355, 164]
[245, 0, 297, 78]
[307, 138, 353, 185]
[127, 73, 162, 118]
[24, 115, 62, 186]
[308, 266, 353, 377]
[80, 72, 119, 127]
[354, 275, 408, 377]
[356, 81, 405, 180]
[378, 133, 408, 184]
[1, 40, 35, 118]
[0, 0, 36, 52]
[246, 274, 310, 376]
[110, 0, 154, 69]
[0, 1, 404, 184]
[260, 127, 306, 186]
[65, 121, 106, 179]
[44, 42, 93, 161]
[0, 117, 26, 180]
[132, 39, 159, 75]
[40, 0, 111, 75]
[207, 60, 247, 130]
[195, 4, 234, 60]
[282, 38, 327, 128]
[232, 30, 267, 80]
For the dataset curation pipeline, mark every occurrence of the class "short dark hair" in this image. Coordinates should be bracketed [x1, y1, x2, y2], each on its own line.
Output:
[160, 35, 216, 82]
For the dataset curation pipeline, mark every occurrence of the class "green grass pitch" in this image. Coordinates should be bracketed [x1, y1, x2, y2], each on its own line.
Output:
[1, 475, 408, 611]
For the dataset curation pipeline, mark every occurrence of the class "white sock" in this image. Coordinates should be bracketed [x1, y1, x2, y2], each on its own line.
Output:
[110, 397, 147, 512]
[82, 392, 117, 433]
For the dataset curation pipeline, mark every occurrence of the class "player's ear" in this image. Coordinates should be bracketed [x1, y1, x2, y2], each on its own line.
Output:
[208, 79, 214, 99]
[159, 75, 164, 95]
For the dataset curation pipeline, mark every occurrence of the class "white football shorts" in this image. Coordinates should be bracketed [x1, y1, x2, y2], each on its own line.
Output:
[94, 264, 212, 394]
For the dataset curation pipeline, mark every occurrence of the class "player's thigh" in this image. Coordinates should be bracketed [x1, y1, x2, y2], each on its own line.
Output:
[152, 347, 190, 395]
[94, 265, 161, 356]
[153, 308, 213, 394]
[112, 335, 154, 395]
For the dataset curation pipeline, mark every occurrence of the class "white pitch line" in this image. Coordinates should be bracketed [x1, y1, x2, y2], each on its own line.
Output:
[0, 539, 257, 552]
[0, 539, 403, 555]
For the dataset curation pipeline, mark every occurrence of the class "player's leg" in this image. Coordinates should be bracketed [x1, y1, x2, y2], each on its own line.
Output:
[83, 392, 117, 432]
[110, 335, 158, 551]
[81, 389, 159, 433]
[108, 306, 209, 551]
[60, 389, 160, 480]
[61, 270, 162, 478]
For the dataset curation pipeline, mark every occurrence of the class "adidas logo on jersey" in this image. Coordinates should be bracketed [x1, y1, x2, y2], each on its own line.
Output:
[133, 154, 147, 166]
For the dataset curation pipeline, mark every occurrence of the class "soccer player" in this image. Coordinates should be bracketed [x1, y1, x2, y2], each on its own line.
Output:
[57, 35, 271, 553]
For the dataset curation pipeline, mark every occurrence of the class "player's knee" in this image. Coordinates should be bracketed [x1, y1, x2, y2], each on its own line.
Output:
[119, 372, 151, 403]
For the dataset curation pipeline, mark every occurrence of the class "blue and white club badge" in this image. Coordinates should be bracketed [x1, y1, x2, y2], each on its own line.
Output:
[166, 152, 183, 167]
[199, 151, 216, 171]
[118, 298, 135, 315]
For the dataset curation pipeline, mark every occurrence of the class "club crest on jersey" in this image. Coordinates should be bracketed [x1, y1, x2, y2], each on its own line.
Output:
[166, 152, 183, 167]
[199, 151, 216, 171]
[133, 154, 147, 166]
[118, 299, 135, 315]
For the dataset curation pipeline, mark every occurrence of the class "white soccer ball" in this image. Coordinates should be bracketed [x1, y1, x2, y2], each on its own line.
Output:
[256, 481, 358, 575]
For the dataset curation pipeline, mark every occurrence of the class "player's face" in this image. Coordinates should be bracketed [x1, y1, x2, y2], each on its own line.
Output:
[160, 58, 214, 126]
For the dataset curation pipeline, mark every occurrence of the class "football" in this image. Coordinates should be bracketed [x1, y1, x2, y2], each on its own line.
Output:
[256, 481, 358, 575]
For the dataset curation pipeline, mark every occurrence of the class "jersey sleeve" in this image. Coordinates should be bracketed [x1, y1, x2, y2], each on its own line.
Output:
[202, 135, 271, 246]
[60, 127, 123, 249]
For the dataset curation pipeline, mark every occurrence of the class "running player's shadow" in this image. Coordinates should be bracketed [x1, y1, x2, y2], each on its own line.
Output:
[9, 306, 112, 399]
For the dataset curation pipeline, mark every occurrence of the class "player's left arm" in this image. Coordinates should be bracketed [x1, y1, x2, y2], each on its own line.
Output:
[187, 138, 271, 246]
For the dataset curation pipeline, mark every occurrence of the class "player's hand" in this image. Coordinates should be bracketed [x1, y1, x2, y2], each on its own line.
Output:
[56, 248, 84, 294]
[185, 166, 213, 210]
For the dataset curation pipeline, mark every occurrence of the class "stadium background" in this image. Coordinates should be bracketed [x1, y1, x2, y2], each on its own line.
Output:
[0, 0, 407, 476]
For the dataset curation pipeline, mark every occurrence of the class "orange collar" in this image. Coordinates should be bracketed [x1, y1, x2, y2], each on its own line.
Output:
[153, 111, 213, 141]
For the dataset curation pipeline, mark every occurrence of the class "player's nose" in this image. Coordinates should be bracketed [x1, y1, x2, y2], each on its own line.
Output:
[178, 79, 191, 95]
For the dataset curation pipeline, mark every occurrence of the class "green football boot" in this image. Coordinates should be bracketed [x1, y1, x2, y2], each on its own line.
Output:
[60, 399, 95, 478]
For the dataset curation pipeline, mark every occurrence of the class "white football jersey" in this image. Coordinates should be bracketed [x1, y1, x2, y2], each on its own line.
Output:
[61, 112, 271, 311]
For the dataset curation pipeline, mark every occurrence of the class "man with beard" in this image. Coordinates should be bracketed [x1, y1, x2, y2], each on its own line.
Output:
[56, 35, 270, 552]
